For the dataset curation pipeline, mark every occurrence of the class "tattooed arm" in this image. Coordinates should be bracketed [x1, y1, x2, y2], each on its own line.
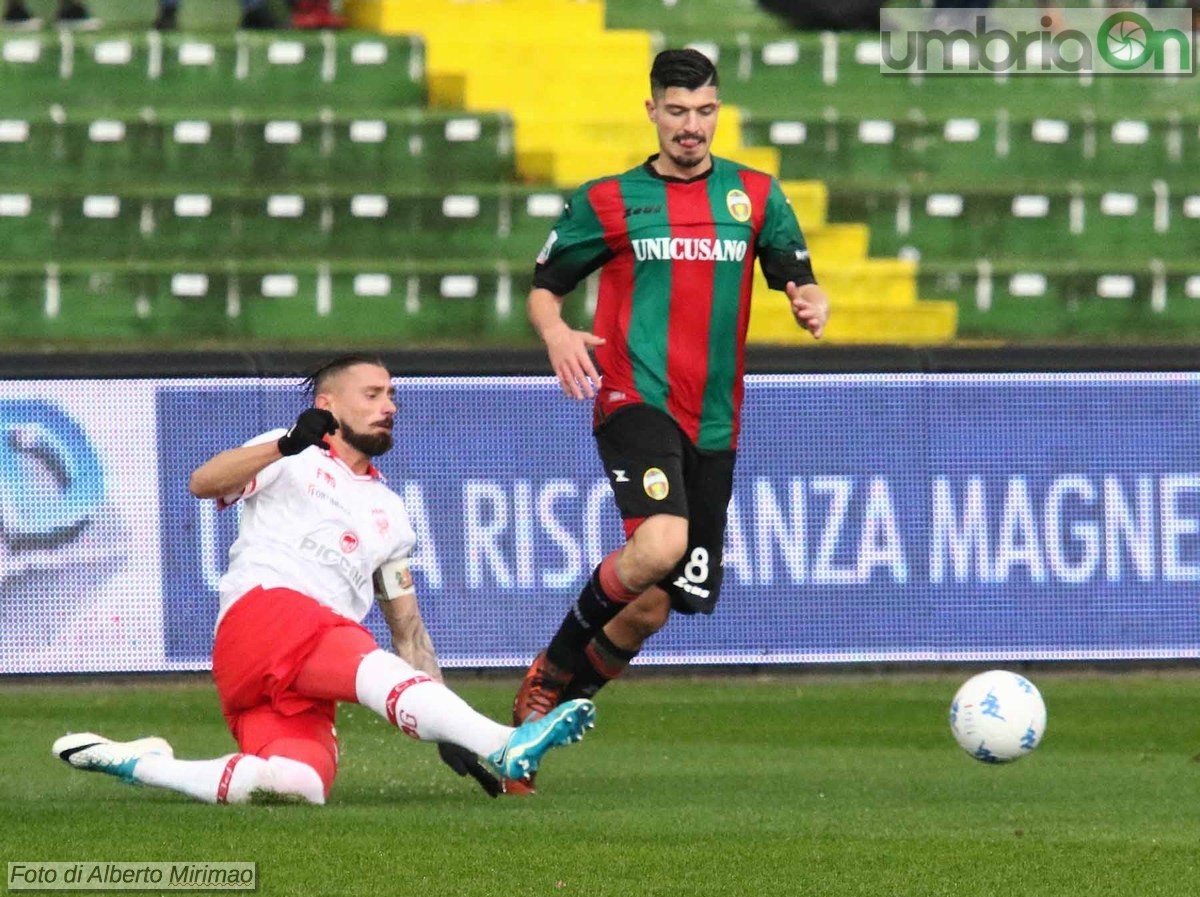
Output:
[374, 562, 442, 682]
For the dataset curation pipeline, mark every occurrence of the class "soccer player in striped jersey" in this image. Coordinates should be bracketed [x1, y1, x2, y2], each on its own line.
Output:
[53, 356, 593, 804]
[509, 49, 829, 791]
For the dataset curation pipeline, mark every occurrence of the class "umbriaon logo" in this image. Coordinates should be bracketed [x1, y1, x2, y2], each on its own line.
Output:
[631, 237, 749, 262]
[1096, 11, 1184, 71]
[880, 7, 1192, 75]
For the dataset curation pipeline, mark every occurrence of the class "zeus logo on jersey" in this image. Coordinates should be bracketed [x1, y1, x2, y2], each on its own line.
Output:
[631, 237, 748, 262]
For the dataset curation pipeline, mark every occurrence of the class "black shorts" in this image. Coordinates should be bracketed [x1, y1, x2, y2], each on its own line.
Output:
[593, 403, 736, 615]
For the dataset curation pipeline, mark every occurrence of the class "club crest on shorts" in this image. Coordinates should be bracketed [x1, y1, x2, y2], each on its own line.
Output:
[726, 189, 752, 223]
[643, 467, 669, 500]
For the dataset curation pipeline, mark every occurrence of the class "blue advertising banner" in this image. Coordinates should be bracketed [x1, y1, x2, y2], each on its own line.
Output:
[149, 372, 1200, 670]
[0, 381, 164, 674]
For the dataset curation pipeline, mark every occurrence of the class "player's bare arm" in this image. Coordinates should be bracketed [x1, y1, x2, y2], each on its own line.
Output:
[374, 558, 442, 681]
[787, 281, 830, 339]
[189, 407, 338, 499]
[188, 441, 284, 500]
[376, 591, 442, 681]
[529, 287, 605, 401]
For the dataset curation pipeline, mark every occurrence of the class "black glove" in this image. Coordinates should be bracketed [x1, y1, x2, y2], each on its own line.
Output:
[277, 408, 338, 456]
[437, 742, 502, 798]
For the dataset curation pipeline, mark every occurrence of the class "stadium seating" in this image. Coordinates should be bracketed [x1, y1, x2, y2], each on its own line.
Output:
[0, 260, 546, 345]
[0, 111, 514, 189]
[3, 0, 1195, 346]
[347, 0, 958, 345]
[0, 30, 425, 111]
[829, 185, 1200, 262]
[740, 111, 1197, 182]
[619, 0, 1198, 342]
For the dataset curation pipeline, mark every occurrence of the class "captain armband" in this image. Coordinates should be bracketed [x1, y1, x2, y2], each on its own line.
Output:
[374, 558, 416, 602]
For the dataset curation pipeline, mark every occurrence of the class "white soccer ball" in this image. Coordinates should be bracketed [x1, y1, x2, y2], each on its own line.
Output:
[949, 670, 1046, 763]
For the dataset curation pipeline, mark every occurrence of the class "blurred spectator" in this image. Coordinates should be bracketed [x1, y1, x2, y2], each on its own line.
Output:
[153, 0, 345, 31]
[290, 0, 346, 30]
[2, 0, 98, 29]
[933, 0, 991, 31]
[154, 0, 282, 31]
[758, 0, 879, 30]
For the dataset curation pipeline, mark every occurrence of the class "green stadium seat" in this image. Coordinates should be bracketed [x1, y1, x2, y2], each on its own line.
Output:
[0, 31, 426, 115]
[65, 193, 143, 259]
[0, 259, 596, 344]
[917, 258, 1200, 340]
[0, 35, 60, 104]
[1093, 118, 1182, 176]
[0, 265, 47, 341]
[1180, 192, 1200, 246]
[0, 192, 47, 262]
[0, 111, 514, 190]
[0, 186, 572, 265]
[828, 182, 1198, 267]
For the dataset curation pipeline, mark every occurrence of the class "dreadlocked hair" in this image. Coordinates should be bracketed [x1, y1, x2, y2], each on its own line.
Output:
[300, 354, 387, 397]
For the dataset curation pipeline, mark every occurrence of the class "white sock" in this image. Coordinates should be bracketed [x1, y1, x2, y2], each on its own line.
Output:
[354, 650, 511, 757]
[133, 753, 325, 805]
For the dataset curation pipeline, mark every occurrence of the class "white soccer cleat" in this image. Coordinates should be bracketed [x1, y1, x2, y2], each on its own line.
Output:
[52, 732, 173, 785]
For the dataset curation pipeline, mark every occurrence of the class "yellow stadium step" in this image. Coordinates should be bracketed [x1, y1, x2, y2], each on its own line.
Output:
[806, 224, 869, 262]
[426, 39, 649, 107]
[749, 299, 959, 346]
[452, 75, 647, 117]
[345, 0, 383, 29]
[354, 0, 606, 36]
[517, 147, 631, 185]
[426, 34, 649, 72]
[781, 180, 828, 230]
[754, 259, 918, 310]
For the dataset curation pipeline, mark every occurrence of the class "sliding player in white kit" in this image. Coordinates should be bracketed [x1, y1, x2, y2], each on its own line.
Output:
[52, 355, 594, 804]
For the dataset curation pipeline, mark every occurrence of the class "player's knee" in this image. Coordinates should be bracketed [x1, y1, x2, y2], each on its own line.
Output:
[223, 754, 327, 805]
[255, 736, 336, 803]
[626, 517, 689, 583]
[620, 590, 671, 639]
[265, 755, 327, 805]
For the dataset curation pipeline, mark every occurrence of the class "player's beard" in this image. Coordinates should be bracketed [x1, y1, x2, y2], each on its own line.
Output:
[666, 133, 708, 169]
[341, 422, 393, 457]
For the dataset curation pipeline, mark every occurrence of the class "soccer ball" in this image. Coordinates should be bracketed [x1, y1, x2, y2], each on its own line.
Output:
[949, 670, 1046, 763]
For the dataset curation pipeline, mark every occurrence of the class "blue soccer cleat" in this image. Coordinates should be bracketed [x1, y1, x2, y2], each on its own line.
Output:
[53, 732, 173, 785]
[488, 698, 595, 781]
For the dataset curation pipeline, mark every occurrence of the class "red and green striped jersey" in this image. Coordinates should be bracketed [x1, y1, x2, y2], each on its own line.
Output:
[533, 154, 816, 451]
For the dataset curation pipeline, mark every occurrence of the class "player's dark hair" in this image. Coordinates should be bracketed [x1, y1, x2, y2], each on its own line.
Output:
[302, 354, 387, 396]
[650, 48, 719, 96]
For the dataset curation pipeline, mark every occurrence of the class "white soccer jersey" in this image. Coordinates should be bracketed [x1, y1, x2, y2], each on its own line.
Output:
[216, 430, 416, 624]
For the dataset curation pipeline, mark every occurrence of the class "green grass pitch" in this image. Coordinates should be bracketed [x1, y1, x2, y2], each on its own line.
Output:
[3, 672, 1199, 896]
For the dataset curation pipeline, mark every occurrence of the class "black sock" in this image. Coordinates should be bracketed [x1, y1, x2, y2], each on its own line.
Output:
[563, 630, 638, 700]
[545, 563, 629, 671]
